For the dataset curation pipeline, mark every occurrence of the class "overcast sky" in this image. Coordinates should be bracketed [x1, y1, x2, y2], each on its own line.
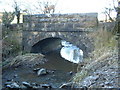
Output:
[0, 0, 118, 20]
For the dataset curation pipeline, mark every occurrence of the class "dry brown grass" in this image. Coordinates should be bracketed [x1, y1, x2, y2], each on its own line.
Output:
[72, 28, 118, 85]
[2, 53, 44, 69]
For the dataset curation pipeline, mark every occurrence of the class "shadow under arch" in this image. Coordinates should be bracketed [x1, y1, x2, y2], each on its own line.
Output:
[30, 37, 63, 55]
[30, 37, 80, 72]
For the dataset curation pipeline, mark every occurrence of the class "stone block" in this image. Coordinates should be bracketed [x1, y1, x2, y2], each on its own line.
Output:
[74, 23, 86, 28]
[54, 23, 65, 31]
[35, 23, 44, 29]
[64, 23, 74, 30]
[38, 19, 51, 23]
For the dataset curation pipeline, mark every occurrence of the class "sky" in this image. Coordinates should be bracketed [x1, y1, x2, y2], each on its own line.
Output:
[0, 0, 118, 20]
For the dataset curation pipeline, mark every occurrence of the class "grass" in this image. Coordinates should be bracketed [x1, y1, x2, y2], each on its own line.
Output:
[72, 27, 118, 85]
[2, 27, 22, 66]
[90, 29, 117, 59]
[2, 53, 44, 69]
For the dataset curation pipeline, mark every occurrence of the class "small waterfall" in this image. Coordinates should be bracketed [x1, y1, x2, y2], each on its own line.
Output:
[60, 40, 83, 64]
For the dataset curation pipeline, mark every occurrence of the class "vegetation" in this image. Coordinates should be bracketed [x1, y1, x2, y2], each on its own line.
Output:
[72, 26, 118, 86]
[2, 31, 22, 61]
[2, 53, 44, 69]
[2, 11, 22, 66]
[2, 11, 15, 26]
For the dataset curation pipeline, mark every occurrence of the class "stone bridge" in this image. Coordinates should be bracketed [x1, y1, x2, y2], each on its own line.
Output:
[22, 13, 98, 57]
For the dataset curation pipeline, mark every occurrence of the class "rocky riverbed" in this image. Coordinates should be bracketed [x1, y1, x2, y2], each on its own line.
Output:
[2, 53, 79, 89]
[2, 48, 119, 89]
[2, 66, 75, 89]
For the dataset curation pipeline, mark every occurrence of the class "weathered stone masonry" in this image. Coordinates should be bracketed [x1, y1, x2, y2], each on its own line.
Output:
[22, 13, 98, 57]
[23, 13, 98, 31]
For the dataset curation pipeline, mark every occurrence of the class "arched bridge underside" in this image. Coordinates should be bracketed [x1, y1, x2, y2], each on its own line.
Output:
[22, 31, 94, 58]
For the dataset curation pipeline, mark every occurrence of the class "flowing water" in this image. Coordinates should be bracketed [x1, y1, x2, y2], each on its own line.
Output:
[2, 38, 83, 88]
[31, 37, 83, 72]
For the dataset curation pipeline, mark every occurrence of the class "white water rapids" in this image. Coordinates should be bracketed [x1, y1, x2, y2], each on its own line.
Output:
[60, 40, 83, 64]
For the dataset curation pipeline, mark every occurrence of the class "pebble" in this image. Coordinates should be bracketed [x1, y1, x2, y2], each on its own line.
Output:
[14, 74, 18, 78]
[47, 70, 55, 74]
[69, 71, 73, 75]
[59, 82, 73, 88]
[40, 84, 52, 88]
[31, 83, 38, 86]
[33, 68, 40, 72]
[37, 68, 48, 76]
[11, 82, 20, 88]
[5, 82, 12, 85]
[22, 81, 32, 88]
[32, 86, 40, 88]
[5, 82, 20, 88]
[6, 85, 11, 88]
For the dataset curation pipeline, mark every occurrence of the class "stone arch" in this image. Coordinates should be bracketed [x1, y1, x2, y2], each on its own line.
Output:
[23, 31, 94, 58]
[30, 37, 63, 54]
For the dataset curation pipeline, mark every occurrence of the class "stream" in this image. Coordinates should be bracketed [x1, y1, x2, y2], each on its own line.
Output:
[2, 38, 84, 89]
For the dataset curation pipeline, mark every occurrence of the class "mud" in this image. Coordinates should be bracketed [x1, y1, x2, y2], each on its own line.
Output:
[2, 51, 79, 88]
[2, 65, 75, 88]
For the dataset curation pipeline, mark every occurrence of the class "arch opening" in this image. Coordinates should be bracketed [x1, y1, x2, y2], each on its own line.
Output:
[30, 37, 84, 71]
[30, 37, 62, 54]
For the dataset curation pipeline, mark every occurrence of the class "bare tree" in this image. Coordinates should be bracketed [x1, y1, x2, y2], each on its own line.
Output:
[34, 0, 58, 15]
[103, 0, 119, 22]
[13, 0, 21, 24]
[12, 0, 30, 23]
[104, 7, 114, 22]
[116, 0, 120, 17]
[43, 2, 55, 14]
[111, 0, 120, 34]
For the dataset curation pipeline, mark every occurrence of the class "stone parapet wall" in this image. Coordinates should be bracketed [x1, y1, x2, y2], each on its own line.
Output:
[23, 13, 98, 31]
